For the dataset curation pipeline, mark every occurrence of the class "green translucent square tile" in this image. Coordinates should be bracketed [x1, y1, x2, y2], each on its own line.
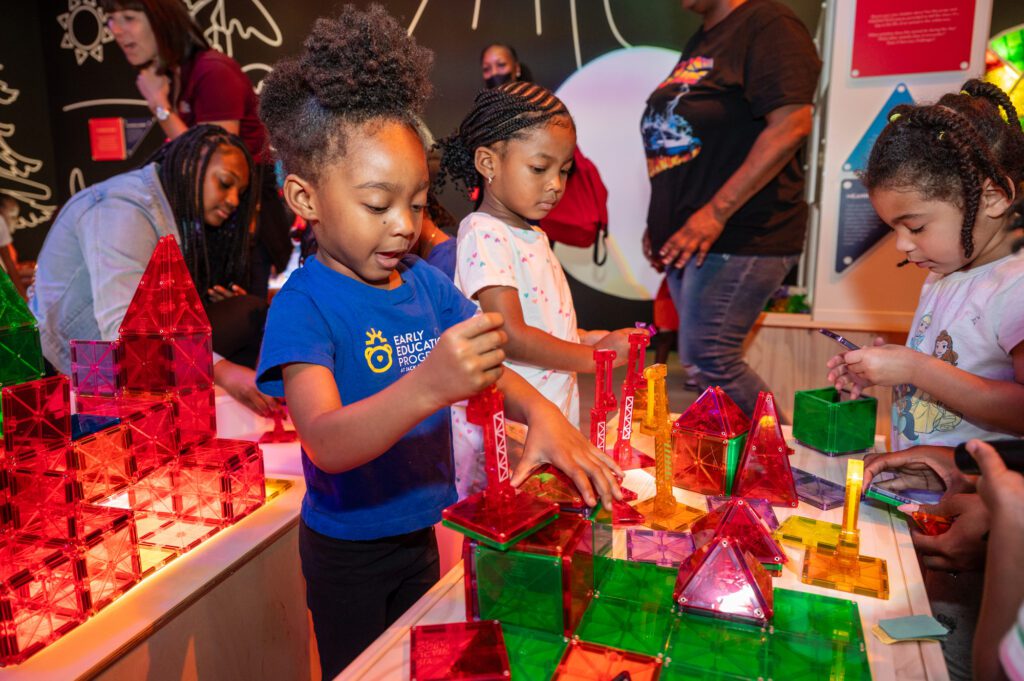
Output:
[767, 632, 872, 681]
[771, 588, 865, 646]
[793, 387, 876, 454]
[0, 326, 43, 387]
[594, 557, 676, 607]
[665, 613, 768, 679]
[723, 433, 747, 494]
[0, 271, 36, 331]
[502, 623, 566, 680]
[576, 594, 676, 657]
[475, 545, 565, 634]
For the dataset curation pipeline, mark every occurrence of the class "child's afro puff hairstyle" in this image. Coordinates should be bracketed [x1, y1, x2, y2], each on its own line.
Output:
[259, 3, 433, 181]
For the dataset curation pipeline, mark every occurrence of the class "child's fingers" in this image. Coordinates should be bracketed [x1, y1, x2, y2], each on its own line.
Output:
[452, 312, 504, 339]
[475, 348, 507, 373]
[562, 462, 599, 508]
[967, 439, 1007, 477]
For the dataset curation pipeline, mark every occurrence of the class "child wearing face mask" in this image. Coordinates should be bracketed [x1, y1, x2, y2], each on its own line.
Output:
[828, 79, 1024, 451]
[436, 82, 639, 497]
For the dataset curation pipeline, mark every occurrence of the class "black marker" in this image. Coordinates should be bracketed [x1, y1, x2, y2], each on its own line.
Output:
[818, 328, 860, 351]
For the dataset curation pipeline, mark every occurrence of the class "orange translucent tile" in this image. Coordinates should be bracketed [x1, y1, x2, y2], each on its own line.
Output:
[551, 640, 662, 681]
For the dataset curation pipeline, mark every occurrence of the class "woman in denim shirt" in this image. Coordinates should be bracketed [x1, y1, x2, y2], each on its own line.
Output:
[31, 125, 277, 414]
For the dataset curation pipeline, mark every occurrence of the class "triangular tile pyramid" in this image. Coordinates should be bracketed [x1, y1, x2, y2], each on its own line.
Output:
[119, 236, 211, 336]
[673, 386, 750, 438]
[0, 269, 37, 331]
[690, 498, 786, 567]
[733, 392, 798, 507]
[674, 536, 774, 625]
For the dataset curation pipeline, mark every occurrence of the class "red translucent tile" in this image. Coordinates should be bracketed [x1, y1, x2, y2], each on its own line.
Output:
[177, 438, 266, 524]
[136, 514, 220, 555]
[463, 537, 481, 621]
[690, 498, 786, 567]
[911, 511, 953, 536]
[120, 334, 174, 392]
[706, 496, 779, 532]
[258, 408, 298, 444]
[127, 462, 180, 518]
[0, 537, 87, 666]
[121, 400, 178, 477]
[410, 620, 510, 681]
[626, 528, 696, 568]
[170, 387, 217, 449]
[2, 377, 72, 462]
[518, 464, 587, 513]
[593, 499, 646, 527]
[69, 339, 124, 398]
[167, 333, 213, 390]
[674, 536, 774, 626]
[70, 424, 134, 503]
[552, 640, 662, 681]
[673, 386, 750, 438]
[74, 505, 141, 612]
[119, 235, 212, 336]
[733, 392, 798, 507]
[8, 468, 84, 540]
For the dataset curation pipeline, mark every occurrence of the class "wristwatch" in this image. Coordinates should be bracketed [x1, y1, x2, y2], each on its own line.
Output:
[154, 105, 171, 121]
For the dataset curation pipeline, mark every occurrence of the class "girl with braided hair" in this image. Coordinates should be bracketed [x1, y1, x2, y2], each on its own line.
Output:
[827, 79, 1024, 449]
[254, 7, 621, 676]
[32, 124, 277, 416]
[436, 81, 639, 497]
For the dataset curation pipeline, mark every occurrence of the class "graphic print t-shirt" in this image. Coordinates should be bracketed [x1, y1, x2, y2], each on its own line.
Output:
[891, 253, 1024, 450]
[642, 0, 821, 257]
[256, 255, 477, 540]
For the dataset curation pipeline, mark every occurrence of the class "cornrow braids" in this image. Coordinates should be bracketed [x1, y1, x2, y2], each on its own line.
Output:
[435, 81, 573, 196]
[146, 124, 257, 294]
[864, 80, 1024, 260]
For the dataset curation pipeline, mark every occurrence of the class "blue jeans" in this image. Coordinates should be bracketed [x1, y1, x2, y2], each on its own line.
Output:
[665, 253, 800, 417]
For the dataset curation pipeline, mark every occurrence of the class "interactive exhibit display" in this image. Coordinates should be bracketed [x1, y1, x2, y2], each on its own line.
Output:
[0, 237, 271, 666]
[413, 346, 889, 680]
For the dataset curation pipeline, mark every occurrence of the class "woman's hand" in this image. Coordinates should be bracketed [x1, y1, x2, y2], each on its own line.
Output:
[642, 229, 664, 273]
[906, 493, 989, 572]
[136, 64, 171, 112]
[511, 402, 623, 510]
[863, 445, 974, 495]
[659, 204, 725, 269]
[214, 359, 279, 416]
[207, 284, 247, 303]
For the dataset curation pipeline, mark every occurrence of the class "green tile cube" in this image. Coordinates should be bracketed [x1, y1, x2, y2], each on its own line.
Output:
[793, 387, 877, 455]
[502, 624, 566, 680]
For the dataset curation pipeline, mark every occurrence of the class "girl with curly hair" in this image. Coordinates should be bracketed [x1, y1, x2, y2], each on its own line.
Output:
[254, 6, 621, 675]
[827, 79, 1024, 451]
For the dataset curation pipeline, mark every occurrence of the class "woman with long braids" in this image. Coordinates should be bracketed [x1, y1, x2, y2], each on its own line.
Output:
[102, 0, 292, 298]
[32, 125, 277, 415]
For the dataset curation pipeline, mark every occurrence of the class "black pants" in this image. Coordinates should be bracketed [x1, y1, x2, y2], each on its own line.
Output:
[206, 294, 267, 369]
[298, 520, 440, 679]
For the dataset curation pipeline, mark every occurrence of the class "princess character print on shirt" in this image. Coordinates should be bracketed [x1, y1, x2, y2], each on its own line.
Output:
[893, 327, 964, 441]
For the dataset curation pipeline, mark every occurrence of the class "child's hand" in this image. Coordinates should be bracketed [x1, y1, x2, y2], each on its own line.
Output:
[578, 329, 609, 346]
[863, 445, 973, 495]
[595, 328, 643, 368]
[826, 337, 881, 397]
[213, 359, 279, 416]
[843, 343, 922, 391]
[511, 404, 623, 510]
[418, 312, 507, 407]
[902, 493, 989, 572]
[968, 439, 1024, 522]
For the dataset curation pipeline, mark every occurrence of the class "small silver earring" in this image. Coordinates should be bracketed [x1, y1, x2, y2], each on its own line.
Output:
[487, 175, 494, 184]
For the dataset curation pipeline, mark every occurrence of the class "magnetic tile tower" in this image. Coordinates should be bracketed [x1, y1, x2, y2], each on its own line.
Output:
[732, 392, 798, 507]
[0, 236, 267, 666]
[671, 387, 750, 495]
[613, 331, 653, 470]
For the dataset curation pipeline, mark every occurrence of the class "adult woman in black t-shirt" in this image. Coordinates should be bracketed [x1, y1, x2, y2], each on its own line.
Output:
[640, 0, 821, 416]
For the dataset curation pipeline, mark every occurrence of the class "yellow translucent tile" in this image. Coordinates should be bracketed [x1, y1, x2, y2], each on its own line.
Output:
[633, 498, 706, 532]
[801, 546, 889, 599]
[775, 515, 842, 550]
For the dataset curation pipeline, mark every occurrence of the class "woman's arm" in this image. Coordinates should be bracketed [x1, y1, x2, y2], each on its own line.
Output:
[477, 286, 632, 372]
[659, 104, 813, 269]
[283, 313, 507, 474]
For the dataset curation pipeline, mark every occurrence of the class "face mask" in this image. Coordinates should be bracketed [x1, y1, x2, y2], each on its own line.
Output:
[484, 72, 515, 89]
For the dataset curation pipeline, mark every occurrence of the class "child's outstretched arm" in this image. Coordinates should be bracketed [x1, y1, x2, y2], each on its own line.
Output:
[497, 368, 623, 510]
[831, 341, 1024, 436]
[283, 313, 507, 474]
[478, 285, 635, 372]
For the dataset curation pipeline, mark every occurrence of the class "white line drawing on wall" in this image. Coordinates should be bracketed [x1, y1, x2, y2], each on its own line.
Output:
[185, 0, 283, 58]
[58, 0, 115, 65]
[62, 98, 148, 113]
[69, 167, 85, 195]
[0, 66, 56, 229]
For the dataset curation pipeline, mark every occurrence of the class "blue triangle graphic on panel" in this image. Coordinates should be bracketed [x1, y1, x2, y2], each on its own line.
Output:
[843, 83, 915, 173]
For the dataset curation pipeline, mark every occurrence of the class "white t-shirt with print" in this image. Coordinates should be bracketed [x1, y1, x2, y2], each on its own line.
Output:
[891, 252, 1024, 450]
[450, 211, 581, 498]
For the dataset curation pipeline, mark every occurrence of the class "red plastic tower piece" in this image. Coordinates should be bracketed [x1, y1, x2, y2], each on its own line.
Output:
[176, 438, 266, 525]
[410, 620, 510, 681]
[258, 408, 298, 444]
[552, 640, 662, 681]
[69, 340, 124, 398]
[613, 332, 654, 471]
[2, 377, 72, 464]
[75, 504, 141, 612]
[118, 235, 212, 336]
[674, 536, 774, 625]
[0, 537, 87, 666]
[590, 349, 617, 452]
[732, 392, 798, 506]
[672, 386, 750, 495]
[442, 387, 558, 549]
[689, 498, 786, 567]
[7, 468, 83, 540]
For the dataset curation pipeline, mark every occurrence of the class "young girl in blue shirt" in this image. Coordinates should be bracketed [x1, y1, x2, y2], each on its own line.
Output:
[255, 7, 621, 678]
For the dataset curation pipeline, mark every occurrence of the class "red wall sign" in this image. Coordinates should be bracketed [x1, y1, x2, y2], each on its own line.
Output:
[851, 0, 976, 78]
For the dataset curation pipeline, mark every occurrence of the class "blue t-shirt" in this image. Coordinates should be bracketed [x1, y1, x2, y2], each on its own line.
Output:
[424, 239, 456, 281]
[256, 255, 476, 540]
